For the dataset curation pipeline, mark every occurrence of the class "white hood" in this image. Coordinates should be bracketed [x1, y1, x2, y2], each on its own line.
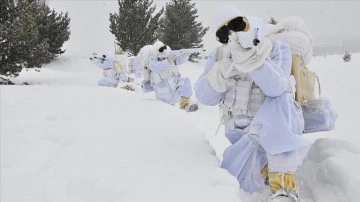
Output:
[211, 5, 242, 32]
[151, 40, 171, 57]
[137, 45, 153, 67]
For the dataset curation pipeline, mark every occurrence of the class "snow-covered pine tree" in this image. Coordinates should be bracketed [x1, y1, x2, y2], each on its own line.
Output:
[0, 0, 11, 22]
[36, 3, 71, 62]
[109, 0, 164, 56]
[158, 0, 208, 61]
[343, 50, 351, 62]
[0, 0, 17, 83]
[26, 1, 54, 67]
[47, 10, 70, 56]
[0, 0, 37, 77]
[11, 0, 52, 69]
[0, 0, 11, 65]
[0, 0, 71, 82]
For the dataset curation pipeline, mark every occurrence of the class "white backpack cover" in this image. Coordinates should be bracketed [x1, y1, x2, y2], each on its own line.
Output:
[265, 16, 337, 133]
[137, 45, 153, 82]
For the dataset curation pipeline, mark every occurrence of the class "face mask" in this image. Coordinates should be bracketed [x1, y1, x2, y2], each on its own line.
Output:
[236, 17, 264, 49]
[236, 29, 257, 49]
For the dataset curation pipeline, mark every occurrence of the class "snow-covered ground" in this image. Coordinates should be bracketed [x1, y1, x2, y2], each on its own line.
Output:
[2, 1, 360, 202]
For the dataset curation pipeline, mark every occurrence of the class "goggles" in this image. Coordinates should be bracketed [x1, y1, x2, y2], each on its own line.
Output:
[159, 45, 167, 53]
[216, 17, 248, 44]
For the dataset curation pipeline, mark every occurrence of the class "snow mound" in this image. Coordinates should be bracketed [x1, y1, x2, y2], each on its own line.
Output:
[298, 138, 360, 202]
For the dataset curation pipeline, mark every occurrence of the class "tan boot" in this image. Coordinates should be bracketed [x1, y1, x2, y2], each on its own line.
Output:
[180, 97, 198, 112]
[269, 172, 296, 193]
[121, 84, 134, 91]
[269, 172, 299, 202]
[180, 96, 190, 109]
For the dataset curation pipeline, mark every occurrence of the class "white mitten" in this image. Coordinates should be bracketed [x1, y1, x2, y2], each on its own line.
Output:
[207, 59, 236, 93]
[220, 58, 239, 78]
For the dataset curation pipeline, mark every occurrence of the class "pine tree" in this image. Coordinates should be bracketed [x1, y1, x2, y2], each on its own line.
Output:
[15, 0, 53, 69]
[0, 0, 12, 66]
[45, 8, 71, 56]
[0, 0, 20, 82]
[0, 0, 38, 77]
[0, 0, 71, 81]
[343, 50, 351, 62]
[36, 4, 71, 62]
[159, 0, 208, 61]
[109, 0, 164, 56]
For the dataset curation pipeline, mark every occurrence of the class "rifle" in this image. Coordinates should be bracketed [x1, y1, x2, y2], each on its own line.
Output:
[158, 48, 205, 58]
[83, 54, 107, 62]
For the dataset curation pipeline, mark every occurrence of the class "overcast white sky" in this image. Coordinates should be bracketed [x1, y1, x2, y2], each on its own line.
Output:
[49, 0, 357, 1]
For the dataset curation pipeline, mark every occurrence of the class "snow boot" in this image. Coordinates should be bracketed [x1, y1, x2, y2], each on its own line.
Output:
[121, 84, 134, 91]
[268, 172, 299, 202]
[180, 97, 198, 112]
[184, 103, 199, 112]
[141, 80, 154, 92]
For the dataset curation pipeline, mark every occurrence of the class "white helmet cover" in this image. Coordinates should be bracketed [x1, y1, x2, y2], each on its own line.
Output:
[212, 5, 242, 32]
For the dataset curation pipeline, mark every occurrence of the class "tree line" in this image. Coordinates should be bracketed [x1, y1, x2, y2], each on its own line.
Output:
[0, 0, 208, 84]
[109, 0, 208, 60]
